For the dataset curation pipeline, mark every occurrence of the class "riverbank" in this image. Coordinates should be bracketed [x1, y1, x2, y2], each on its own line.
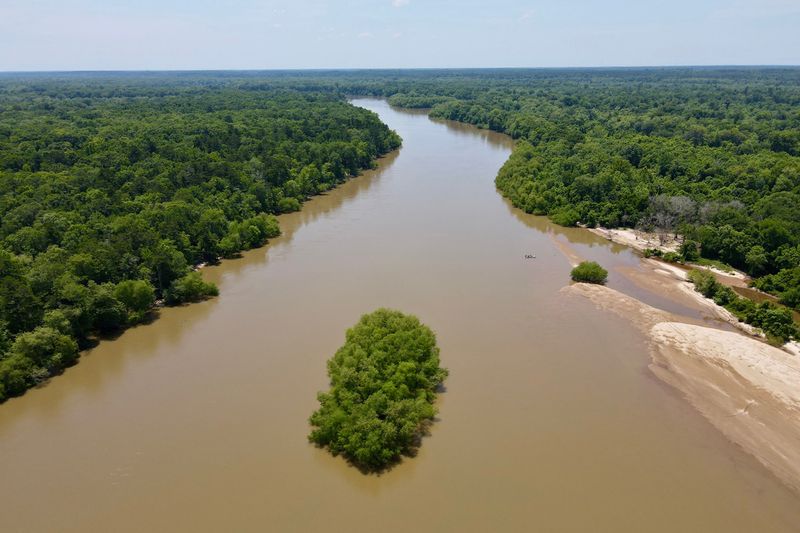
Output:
[551, 219, 800, 491]
[588, 227, 679, 254]
[562, 257, 800, 493]
[459, 101, 800, 492]
[589, 226, 753, 282]
[563, 282, 800, 492]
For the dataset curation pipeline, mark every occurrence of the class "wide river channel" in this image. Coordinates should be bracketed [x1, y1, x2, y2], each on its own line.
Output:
[1, 99, 799, 532]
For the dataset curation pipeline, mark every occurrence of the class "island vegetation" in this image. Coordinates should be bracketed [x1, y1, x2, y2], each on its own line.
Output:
[570, 261, 609, 285]
[0, 76, 401, 402]
[309, 309, 448, 471]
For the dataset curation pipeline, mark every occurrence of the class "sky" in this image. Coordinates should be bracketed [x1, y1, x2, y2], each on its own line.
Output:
[1, 0, 799, 71]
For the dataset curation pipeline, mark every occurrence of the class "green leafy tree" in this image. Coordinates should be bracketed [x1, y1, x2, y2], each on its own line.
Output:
[114, 280, 156, 323]
[0, 275, 43, 334]
[88, 283, 127, 333]
[0, 250, 43, 334]
[0, 354, 35, 401]
[745, 245, 769, 275]
[144, 240, 189, 294]
[689, 270, 798, 342]
[8, 326, 78, 372]
[779, 287, 800, 309]
[679, 240, 701, 262]
[42, 310, 73, 335]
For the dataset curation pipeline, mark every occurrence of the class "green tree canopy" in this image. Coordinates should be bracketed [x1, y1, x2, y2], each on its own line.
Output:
[309, 309, 448, 470]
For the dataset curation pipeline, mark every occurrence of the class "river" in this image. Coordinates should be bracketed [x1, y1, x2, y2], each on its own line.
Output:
[1, 99, 799, 532]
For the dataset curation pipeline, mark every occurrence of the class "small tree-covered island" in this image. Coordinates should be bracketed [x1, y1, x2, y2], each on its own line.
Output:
[570, 261, 609, 285]
[309, 309, 448, 471]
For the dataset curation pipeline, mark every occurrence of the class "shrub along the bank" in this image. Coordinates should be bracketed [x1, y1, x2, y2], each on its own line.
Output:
[688, 270, 798, 343]
[308, 309, 448, 470]
[164, 272, 219, 305]
[0, 326, 78, 402]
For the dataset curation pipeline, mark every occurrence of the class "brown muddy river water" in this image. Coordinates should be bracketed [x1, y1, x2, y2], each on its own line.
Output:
[1, 99, 799, 532]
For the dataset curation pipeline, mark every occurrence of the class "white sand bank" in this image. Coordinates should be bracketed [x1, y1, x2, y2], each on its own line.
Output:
[588, 227, 679, 254]
[564, 283, 800, 492]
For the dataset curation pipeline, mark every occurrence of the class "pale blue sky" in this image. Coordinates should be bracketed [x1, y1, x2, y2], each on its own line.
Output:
[1, 0, 798, 71]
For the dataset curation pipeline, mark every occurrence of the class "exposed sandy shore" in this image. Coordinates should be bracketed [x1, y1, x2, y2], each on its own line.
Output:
[652, 324, 800, 492]
[564, 283, 800, 492]
[553, 224, 800, 490]
[588, 227, 679, 254]
[786, 341, 800, 357]
[588, 226, 751, 285]
[696, 264, 749, 284]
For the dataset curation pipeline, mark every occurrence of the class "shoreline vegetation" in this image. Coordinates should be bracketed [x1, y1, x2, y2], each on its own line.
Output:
[0, 79, 401, 403]
[587, 227, 799, 345]
[564, 223, 800, 490]
[309, 309, 448, 471]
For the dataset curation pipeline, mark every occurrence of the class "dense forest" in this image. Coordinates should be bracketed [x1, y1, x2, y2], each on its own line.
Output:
[0, 76, 401, 402]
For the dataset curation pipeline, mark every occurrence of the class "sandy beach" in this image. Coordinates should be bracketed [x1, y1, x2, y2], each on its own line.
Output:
[588, 227, 680, 254]
[589, 226, 752, 282]
[548, 222, 800, 493]
[563, 272, 800, 493]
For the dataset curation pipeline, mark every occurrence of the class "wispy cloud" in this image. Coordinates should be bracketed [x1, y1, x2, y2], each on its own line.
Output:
[391, 0, 410, 7]
[358, 31, 374, 39]
[520, 9, 535, 20]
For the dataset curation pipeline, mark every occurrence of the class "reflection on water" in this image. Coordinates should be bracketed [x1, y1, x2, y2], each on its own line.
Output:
[0, 99, 798, 533]
[202, 149, 400, 287]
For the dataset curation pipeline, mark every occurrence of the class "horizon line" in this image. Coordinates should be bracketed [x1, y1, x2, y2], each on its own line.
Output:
[2, 64, 800, 75]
